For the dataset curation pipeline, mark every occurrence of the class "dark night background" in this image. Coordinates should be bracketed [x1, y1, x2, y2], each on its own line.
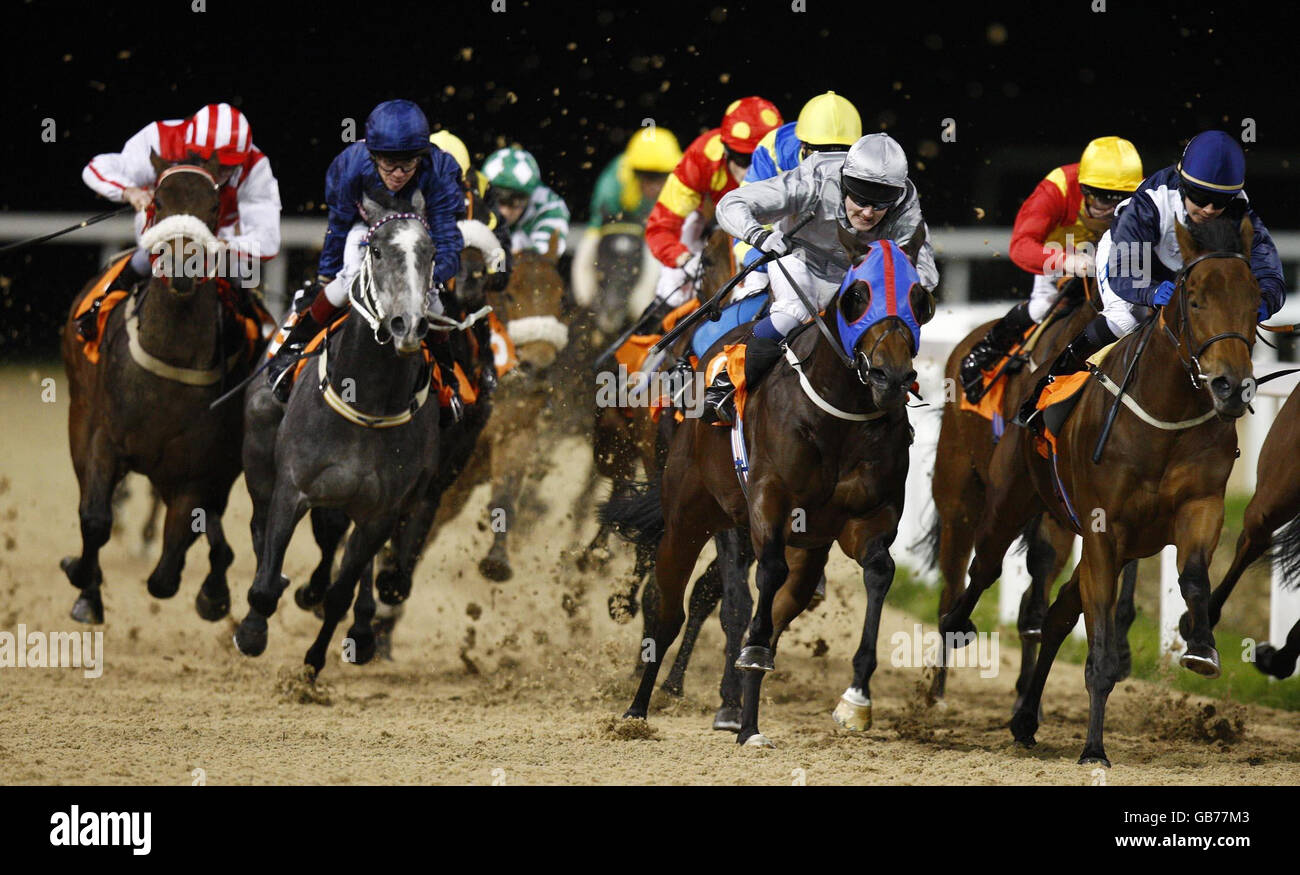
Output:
[1, 0, 1297, 356]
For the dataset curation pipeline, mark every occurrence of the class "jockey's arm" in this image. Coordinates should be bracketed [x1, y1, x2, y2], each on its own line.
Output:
[1008, 177, 1068, 275]
[904, 220, 941, 292]
[525, 191, 570, 256]
[715, 166, 814, 246]
[1246, 209, 1286, 318]
[316, 149, 363, 282]
[1098, 190, 1163, 308]
[424, 158, 465, 285]
[221, 157, 282, 262]
[82, 123, 158, 203]
[645, 178, 701, 267]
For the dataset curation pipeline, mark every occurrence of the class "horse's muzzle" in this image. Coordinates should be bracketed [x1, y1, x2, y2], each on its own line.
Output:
[1209, 373, 1253, 418]
[868, 367, 916, 409]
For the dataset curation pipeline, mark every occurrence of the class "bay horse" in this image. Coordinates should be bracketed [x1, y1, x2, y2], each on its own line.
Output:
[944, 215, 1260, 765]
[615, 231, 934, 746]
[234, 190, 444, 673]
[1184, 382, 1300, 679]
[926, 287, 1138, 706]
[61, 153, 264, 624]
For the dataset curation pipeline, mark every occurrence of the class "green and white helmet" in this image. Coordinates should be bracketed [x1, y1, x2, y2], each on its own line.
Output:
[482, 147, 542, 195]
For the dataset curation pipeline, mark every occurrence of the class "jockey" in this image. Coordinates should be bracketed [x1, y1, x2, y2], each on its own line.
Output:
[704, 132, 939, 423]
[1018, 130, 1286, 426]
[431, 130, 512, 290]
[588, 125, 684, 228]
[732, 91, 863, 297]
[643, 96, 784, 313]
[959, 136, 1143, 402]
[81, 102, 281, 295]
[265, 99, 464, 401]
[482, 147, 572, 255]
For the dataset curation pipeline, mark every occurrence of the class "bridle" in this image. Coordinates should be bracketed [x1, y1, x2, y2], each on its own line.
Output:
[348, 211, 437, 343]
[1160, 250, 1255, 390]
[853, 317, 913, 386]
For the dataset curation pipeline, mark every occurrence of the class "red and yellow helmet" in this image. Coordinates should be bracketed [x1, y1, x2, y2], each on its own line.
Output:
[719, 96, 783, 155]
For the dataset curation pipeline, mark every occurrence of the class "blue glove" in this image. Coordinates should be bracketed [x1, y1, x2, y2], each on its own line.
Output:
[1258, 301, 1270, 322]
[1150, 280, 1175, 307]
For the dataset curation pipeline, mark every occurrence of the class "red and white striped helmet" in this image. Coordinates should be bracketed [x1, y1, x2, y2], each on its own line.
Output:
[183, 103, 252, 166]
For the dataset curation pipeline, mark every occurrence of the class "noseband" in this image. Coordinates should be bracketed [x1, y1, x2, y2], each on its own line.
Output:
[1161, 250, 1254, 388]
[853, 317, 912, 385]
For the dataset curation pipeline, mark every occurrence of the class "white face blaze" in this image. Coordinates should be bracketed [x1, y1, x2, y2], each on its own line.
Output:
[390, 224, 431, 316]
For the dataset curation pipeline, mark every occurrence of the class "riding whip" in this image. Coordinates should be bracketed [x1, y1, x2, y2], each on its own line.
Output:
[1092, 312, 1158, 464]
[0, 206, 133, 255]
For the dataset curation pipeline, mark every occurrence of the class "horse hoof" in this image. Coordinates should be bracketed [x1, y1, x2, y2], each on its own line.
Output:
[479, 555, 513, 582]
[713, 707, 742, 732]
[195, 588, 230, 622]
[69, 594, 104, 625]
[147, 574, 180, 599]
[660, 679, 683, 697]
[1019, 627, 1043, 644]
[233, 617, 268, 657]
[621, 707, 647, 721]
[831, 695, 872, 732]
[734, 645, 775, 672]
[1254, 643, 1297, 679]
[1009, 709, 1038, 747]
[346, 630, 376, 666]
[607, 593, 638, 624]
[294, 583, 323, 611]
[740, 732, 775, 749]
[1180, 646, 1221, 679]
[1078, 750, 1111, 768]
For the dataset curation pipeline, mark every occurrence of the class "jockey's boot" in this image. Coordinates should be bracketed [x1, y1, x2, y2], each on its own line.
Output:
[107, 257, 147, 294]
[268, 296, 340, 403]
[700, 335, 783, 426]
[960, 301, 1035, 403]
[77, 259, 148, 341]
[1015, 317, 1118, 428]
[430, 337, 464, 426]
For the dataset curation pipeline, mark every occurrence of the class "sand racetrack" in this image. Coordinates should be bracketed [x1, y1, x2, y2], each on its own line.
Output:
[2, 363, 1299, 785]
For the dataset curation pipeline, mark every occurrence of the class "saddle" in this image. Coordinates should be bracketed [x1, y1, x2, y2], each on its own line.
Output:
[1031, 342, 1117, 459]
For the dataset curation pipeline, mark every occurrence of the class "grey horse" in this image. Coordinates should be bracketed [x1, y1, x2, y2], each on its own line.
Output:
[234, 189, 445, 673]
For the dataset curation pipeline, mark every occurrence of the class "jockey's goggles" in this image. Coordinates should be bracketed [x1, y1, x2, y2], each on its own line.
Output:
[1181, 183, 1238, 211]
[723, 145, 753, 168]
[843, 177, 902, 211]
[1080, 185, 1129, 206]
[372, 154, 422, 174]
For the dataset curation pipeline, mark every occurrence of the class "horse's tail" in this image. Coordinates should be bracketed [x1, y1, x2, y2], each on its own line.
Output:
[1011, 515, 1040, 557]
[598, 480, 664, 550]
[910, 503, 942, 572]
[1266, 514, 1300, 590]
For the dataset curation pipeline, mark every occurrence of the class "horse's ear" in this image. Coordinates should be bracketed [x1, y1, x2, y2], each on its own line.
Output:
[899, 225, 927, 266]
[544, 230, 561, 263]
[360, 191, 382, 223]
[1174, 219, 1199, 262]
[410, 189, 426, 215]
[837, 224, 868, 260]
[910, 283, 936, 326]
[148, 149, 170, 177]
[1239, 215, 1254, 255]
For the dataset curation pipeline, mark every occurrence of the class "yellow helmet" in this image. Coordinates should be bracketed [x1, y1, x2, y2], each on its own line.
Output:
[794, 91, 862, 147]
[430, 130, 471, 175]
[1078, 136, 1143, 193]
[623, 126, 683, 173]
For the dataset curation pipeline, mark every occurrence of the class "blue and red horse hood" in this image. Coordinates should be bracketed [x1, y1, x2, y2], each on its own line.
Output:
[834, 239, 925, 357]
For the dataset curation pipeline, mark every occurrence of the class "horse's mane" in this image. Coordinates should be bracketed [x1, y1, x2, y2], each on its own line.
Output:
[1184, 208, 1247, 254]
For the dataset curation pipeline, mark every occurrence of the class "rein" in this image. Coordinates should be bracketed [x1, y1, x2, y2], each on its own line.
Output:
[1161, 250, 1254, 389]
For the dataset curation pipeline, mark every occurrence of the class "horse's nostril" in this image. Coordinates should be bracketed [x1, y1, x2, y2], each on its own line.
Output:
[388, 316, 407, 337]
[415, 318, 429, 337]
[903, 370, 918, 387]
[1210, 376, 1234, 400]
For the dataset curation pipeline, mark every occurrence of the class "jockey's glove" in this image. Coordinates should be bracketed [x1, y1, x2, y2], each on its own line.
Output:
[749, 228, 790, 257]
[1150, 280, 1175, 307]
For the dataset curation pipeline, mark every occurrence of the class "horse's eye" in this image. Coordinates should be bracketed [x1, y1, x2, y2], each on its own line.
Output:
[371, 247, 382, 260]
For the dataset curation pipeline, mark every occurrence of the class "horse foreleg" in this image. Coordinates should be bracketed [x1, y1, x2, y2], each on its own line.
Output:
[833, 519, 898, 733]
[733, 484, 790, 747]
[294, 508, 348, 611]
[234, 478, 307, 657]
[305, 520, 389, 674]
[932, 482, 981, 702]
[714, 528, 754, 732]
[1194, 495, 1280, 634]
[1114, 560, 1138, 681]
[145, 493, 203, 600]
[1014, 516, 1071, 705]
[63, 429, 126, 624]
[344, 563, 378, 666]
[1174, 498, 1225, 679]
[661, 557, 722, 697]
[195, 505, 235, 621]
[1009, 567, 1082, 747]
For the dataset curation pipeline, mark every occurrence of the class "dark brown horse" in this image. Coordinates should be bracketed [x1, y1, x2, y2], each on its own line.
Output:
[925, 289, 1139, 707]
[612, 233, 933, 746]
[1187, 381, 1300, 679]
[945, 215, 1260, 765]
[61, 154, 263, 624]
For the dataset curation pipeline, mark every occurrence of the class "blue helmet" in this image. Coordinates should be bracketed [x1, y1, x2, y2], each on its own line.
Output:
[365, 100, 431, 154]
[1178, 130, 1245, 195]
